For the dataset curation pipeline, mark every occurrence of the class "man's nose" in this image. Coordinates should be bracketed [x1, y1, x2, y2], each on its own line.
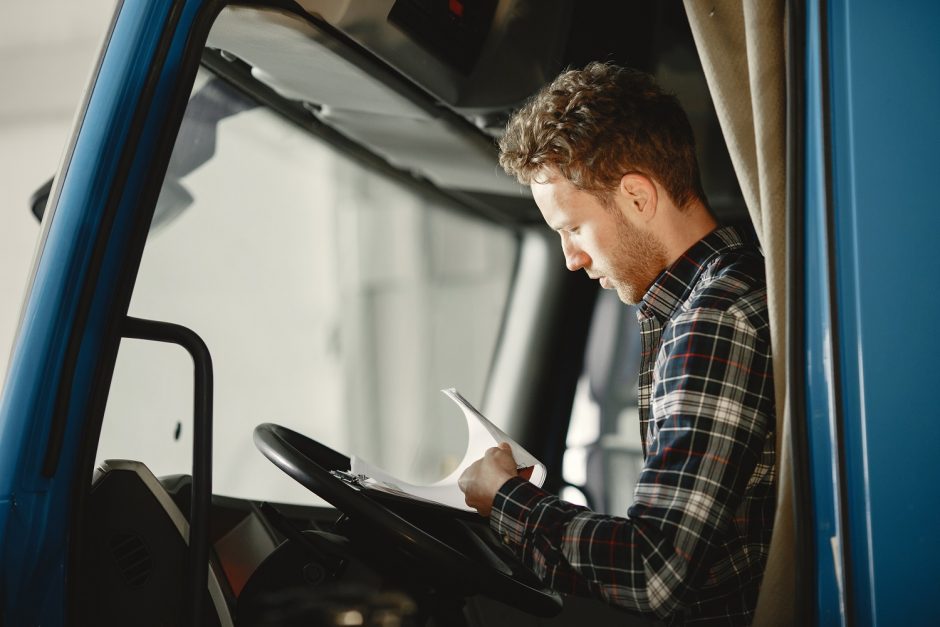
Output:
[561, 238, 590, 272]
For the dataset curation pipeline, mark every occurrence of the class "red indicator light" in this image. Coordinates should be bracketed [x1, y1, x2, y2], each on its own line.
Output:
[449, 0, 464, 18]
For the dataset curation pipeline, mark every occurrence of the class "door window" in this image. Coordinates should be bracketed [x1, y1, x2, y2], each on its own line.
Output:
[561, 290, 643, 515]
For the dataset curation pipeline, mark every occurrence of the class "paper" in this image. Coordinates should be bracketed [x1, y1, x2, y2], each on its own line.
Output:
[349, 388, 546, 512]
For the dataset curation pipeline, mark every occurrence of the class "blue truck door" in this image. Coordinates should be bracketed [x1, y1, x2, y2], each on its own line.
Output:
[0, 1, 216, 623]
[804, 0, 940, 624]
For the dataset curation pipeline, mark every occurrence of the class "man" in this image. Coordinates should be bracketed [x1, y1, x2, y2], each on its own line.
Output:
[458, 63, 776, 625]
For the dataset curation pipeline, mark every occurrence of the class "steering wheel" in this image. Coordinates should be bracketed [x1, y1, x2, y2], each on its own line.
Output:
[254, 423, 562, 617]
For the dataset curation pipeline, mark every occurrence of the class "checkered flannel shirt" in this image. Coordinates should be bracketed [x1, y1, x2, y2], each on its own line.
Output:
[490, 225, 776, 625]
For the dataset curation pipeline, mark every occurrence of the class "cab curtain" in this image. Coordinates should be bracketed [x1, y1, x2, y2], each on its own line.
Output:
[682, 1, 794, 625]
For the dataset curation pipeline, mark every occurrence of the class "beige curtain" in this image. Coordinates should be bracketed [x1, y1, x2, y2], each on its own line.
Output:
[683, 1, 793, 625]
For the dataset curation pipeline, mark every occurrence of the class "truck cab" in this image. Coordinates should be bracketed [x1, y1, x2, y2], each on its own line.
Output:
[1, 1, 938, 625]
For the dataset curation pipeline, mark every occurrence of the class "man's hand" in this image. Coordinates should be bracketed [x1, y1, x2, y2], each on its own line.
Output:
[457, 442, 520, 517]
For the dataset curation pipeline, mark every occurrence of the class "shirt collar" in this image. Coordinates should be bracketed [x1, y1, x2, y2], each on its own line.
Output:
[638, 225, 751, 322]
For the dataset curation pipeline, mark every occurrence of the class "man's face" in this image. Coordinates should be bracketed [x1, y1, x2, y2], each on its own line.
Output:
[531, 175, 667, 305]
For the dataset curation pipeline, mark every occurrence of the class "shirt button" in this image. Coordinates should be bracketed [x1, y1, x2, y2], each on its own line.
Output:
[502, 533, 511, 545]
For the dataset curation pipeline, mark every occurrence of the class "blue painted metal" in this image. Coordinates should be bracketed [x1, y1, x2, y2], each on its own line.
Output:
[803, 1, 847, 623]
[0, 0, 211, 623]
[826, 0, 940, 624]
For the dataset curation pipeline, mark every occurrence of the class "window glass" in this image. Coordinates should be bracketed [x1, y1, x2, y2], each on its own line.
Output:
[96, 71, 518, 505]
[561, 290, 643, 516]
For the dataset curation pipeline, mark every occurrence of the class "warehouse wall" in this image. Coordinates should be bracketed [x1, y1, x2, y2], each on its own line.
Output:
[0, 0, 115, 385]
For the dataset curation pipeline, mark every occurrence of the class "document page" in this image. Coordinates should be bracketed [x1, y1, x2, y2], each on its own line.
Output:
[349, 388, 546, 512]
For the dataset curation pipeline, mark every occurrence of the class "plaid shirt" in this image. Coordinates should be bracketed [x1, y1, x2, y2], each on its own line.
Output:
[490, 225, 776, 625]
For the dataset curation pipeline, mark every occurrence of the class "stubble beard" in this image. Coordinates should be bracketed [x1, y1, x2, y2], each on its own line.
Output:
[608, 214, 668, 305]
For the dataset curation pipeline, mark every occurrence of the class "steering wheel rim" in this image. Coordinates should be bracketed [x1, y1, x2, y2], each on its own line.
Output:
[253, 423, 562, 616]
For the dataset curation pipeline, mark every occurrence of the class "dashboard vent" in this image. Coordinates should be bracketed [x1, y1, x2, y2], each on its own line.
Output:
[109, 531, 153, 587]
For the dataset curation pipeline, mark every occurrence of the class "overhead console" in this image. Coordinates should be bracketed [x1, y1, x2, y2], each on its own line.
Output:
[292, 0, 572, 114]
[387, 0, 500, 76]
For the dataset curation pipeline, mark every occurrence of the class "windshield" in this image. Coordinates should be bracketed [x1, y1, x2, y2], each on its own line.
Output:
[96, 70, 518, 505]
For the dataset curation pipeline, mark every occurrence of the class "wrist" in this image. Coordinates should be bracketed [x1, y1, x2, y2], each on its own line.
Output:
[490, 471, 515, 496]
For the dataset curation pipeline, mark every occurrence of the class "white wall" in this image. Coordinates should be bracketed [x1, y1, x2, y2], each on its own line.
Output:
[0, 0, 116, 386]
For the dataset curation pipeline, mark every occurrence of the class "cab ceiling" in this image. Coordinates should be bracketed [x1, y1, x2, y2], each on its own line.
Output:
[206, 1, 745, 223]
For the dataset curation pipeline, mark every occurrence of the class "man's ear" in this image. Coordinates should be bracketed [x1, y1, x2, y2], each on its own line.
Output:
[619, 173, 658, 222]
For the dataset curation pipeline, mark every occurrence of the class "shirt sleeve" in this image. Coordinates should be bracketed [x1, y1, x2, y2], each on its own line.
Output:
[489, 308, 774, 619]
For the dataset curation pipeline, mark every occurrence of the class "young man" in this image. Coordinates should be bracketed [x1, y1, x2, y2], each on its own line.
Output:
[458, 63, 776, 625]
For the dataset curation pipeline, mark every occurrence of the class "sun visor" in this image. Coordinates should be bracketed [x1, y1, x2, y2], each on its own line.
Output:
[207, 7, 529, 196]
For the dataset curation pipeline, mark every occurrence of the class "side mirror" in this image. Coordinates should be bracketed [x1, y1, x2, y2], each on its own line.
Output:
[28, 76, 257, 228]
[30, 176, 54, 222]
[27, 173, 192, 230]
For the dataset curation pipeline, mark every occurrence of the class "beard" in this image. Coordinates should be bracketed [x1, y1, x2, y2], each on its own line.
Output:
[606, 213, 668, 305]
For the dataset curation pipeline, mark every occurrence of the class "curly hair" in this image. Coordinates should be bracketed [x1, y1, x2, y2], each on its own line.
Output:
[498, 62, 705, 209]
